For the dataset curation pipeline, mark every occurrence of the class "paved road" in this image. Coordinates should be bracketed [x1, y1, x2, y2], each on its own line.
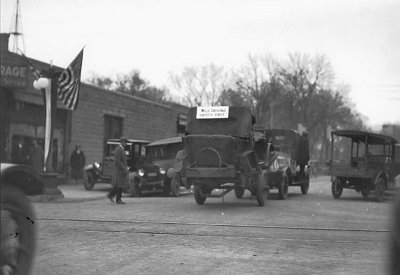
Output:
[31, 176, 397, 275]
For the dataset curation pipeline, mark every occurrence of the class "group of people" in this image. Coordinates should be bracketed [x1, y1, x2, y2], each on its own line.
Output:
[11, 139, 87, 186]
[12, 139, 44, 173]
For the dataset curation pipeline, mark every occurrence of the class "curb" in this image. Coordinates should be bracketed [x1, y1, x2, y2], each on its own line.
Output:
[29, 194, 107, 203]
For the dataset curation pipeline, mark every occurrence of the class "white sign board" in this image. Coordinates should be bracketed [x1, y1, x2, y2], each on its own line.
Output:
[196, 106, 229, 119]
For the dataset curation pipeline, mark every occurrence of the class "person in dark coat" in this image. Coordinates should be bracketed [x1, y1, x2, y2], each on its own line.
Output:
[12, 139, 29, 165]
[70, 145, 86, 185]
[107, 137, 129, 204]
[28, 139, 44, 173]
[297, 131, 310, 180]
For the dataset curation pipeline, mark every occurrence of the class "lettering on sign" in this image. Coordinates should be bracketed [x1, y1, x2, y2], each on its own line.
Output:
[196, 106, 229, 119]
[0, 64, 27, 88]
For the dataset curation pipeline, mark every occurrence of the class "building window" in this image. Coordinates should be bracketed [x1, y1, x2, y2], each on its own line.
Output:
[177, 113, 187, 136]
[104, 115, 123, 156]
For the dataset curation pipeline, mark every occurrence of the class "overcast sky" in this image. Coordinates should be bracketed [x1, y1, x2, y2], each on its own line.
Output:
[1, 0, 399, 127]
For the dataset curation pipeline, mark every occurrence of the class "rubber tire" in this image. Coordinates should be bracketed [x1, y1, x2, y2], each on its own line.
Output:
[170, 174, 181, 197]
[361, 186, 371, 198]
[127, 178, 141, 197]
[194, 185, 206, 205]
[278, 172, 289, 200]
[256, 173, 268, 207]
[331, 179, 343, 199]
[374, 177, 385, 202]
[163, 182, 171, 197]
[301, 178, 310, 195]
[1, 185, 36, 275]
[83, 172, 95, 191]
[234, 187, 245, 199]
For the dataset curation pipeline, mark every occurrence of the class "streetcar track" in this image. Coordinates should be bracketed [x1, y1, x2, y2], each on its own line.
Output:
[37, 217, 390, 233]
[65, 228, 389, 244]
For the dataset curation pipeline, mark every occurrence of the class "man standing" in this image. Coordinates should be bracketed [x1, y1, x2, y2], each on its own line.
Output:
[107, 137, 129, 204]
[297, 131, 310, 180]
[28, 139, 44, 173]
[70, 145, 86, 185]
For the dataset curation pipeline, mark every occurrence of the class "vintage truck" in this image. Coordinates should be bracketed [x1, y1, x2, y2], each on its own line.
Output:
[329, 130, 400, 202]
[183, 106, 269, 206]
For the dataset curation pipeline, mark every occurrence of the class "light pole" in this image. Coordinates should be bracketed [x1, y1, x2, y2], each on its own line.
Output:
[33, 67, 60, 173]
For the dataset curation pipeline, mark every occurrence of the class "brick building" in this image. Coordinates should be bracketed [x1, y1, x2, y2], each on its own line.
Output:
[0, 33, 188, 173]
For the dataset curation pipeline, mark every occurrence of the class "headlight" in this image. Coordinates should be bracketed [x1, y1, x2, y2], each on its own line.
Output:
[159, 168, 166, 175]
[138, 169, 145, 177]
[94, 162, 101, 169]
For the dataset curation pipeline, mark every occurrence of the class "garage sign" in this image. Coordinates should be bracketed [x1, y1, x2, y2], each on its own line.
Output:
[196, 106, 229, 119]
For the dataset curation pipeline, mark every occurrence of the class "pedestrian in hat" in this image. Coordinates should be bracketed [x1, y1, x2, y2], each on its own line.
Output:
[107, 137, 129, 204]
[70, 145, 86, 185]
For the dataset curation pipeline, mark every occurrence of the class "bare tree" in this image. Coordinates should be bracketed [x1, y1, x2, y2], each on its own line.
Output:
[279, 53, 335, 131]
[169, 63, 230, 107]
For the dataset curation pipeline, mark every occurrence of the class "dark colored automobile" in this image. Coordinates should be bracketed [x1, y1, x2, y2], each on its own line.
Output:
[183, 106, 269, 206]
[84, 138, 152, 196]
[1, 163, 45, 275]
[329, 130, 400, 202]
[145, 136, 190, 197]
[253, 128, 311, 198]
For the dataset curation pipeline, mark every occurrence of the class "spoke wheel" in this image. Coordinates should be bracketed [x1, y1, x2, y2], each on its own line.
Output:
[170, 174, 181, 197]
[256, 172, 269, 206]
[234, 187, 245, 199]
[374, 177, 385, 202]
[301, 178, 310, 195]
[331, 178, 343, 199]
[83, 172, 95, 190]
[127, 178, 141, 197]
[1, 185, 36, 275]
[194, 185, 207, 205]
[278, 172, 289, 200]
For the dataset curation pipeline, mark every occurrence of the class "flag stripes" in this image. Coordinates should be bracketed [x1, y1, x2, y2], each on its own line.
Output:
[57, 49, 84, 111]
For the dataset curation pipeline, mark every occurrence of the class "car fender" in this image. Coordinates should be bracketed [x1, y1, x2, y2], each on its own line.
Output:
[1, 163, 45, 195]
[166, 167, 175, 179]
[84, 164, 93, 170]
[282, 167, 293, 184]
[128, 171, 140, 181]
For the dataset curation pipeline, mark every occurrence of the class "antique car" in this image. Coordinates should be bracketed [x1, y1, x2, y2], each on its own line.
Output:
[183, 106, 269, 206]
[84, 138, 164, 196]
[145, 136, 191, 197]
[1, 163, 45, 275]
[329, 130, 400, 202]
[253, 128, 311, 199]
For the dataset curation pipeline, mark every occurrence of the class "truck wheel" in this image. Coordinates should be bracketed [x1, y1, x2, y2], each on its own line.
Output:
[234, 187, 245, 199]
[278, 172, 289, 200]
[127, 178, 141, 197]
[83, 172, 95, 190]
[1, 185, 36, 275]
[256, 173, 269, 206]
[170, 174, 181, 197]
[361, 186, 371, 198]
[331, 178, 343, 199]
[301, 180, 310, 195]
[194, 185, 206, 205]
[374, 177, 385, 202]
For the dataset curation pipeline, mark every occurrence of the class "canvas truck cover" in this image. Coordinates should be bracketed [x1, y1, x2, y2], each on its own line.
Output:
[185, 106, 253, 137]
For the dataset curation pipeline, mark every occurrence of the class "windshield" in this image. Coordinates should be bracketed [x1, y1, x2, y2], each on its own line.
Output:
[147, 143, 183, 160]
[185, 106, 253, 137]
[332, 135, 361, 164]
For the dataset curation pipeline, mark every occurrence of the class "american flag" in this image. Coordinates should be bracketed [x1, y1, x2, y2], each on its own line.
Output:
[19, 49, 41, 80]
[57, 48, 84, 111]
